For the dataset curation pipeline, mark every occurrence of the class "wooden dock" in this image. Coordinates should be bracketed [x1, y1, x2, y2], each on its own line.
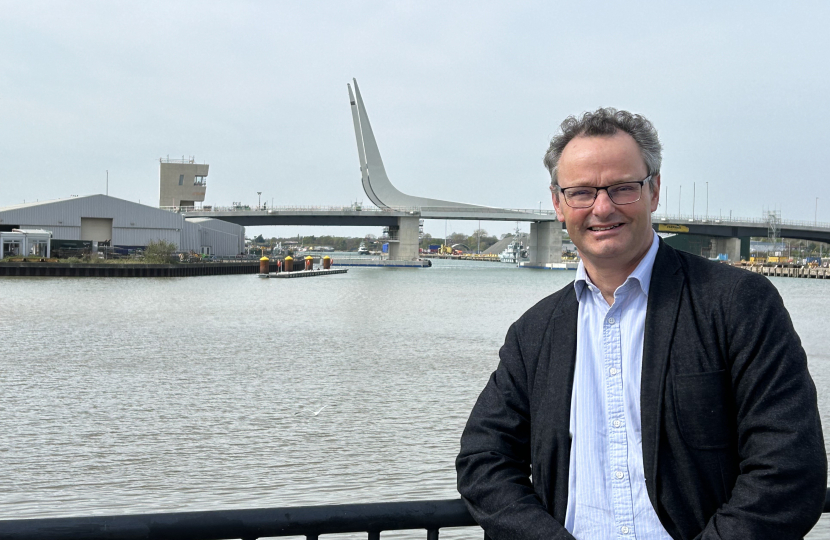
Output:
[269, 269, 348, 278]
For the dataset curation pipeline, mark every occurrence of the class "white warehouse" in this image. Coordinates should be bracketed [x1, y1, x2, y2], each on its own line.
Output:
[0, 195, 244, 256]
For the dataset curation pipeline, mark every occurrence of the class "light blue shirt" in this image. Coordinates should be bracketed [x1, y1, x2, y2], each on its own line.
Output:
[564, 233, 671, 539]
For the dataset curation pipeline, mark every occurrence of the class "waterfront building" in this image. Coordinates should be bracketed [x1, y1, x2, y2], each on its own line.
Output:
[159, 156, 208, 209]
[0, 229, 52, 259]
[0, 195, 244, 256]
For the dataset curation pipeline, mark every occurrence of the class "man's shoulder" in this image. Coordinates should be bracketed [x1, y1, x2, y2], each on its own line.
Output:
[659, 243, 780, 306]
[511, 281, 577, 335]
[667, 245, 769, 288]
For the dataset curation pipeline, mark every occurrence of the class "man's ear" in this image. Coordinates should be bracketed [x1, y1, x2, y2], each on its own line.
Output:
[650, 174, 661, 213]
[551, 186, 566, 223]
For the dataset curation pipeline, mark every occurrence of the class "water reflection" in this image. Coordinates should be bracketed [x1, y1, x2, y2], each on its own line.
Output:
[0, 262, 827, 538]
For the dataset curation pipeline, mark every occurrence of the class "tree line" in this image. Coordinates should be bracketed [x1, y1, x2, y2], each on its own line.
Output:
[252, 230, 507, 253]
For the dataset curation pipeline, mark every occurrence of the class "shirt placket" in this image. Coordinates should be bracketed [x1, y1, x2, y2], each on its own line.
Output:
[601, 290, 635, 538]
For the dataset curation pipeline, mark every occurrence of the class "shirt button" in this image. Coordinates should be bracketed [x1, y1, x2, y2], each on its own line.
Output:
[613, 419, 622, 428]
[609, 367, 618, 375]
[621, 525, 630, 534]
[608, 317, 615, 324]
[615, 471, 624, 479]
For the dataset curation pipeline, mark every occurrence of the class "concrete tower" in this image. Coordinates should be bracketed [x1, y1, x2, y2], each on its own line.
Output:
[159, 157, 208, 209]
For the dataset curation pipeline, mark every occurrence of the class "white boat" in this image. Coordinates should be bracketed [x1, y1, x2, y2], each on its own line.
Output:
[357, 241, 370, 255]
[499, 238, 528, 264]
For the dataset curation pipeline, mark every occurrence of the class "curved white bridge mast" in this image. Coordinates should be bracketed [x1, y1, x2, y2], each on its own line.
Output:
[348, 79, 562, 265]
[348, 79, 487, 210]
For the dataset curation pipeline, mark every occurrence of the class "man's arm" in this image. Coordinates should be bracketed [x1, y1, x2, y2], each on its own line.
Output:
[456, 323, 575, 540]
[699, 273, 827, 539]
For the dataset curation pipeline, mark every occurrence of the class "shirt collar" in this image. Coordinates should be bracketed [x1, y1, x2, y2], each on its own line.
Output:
[573, 231, 660, 300]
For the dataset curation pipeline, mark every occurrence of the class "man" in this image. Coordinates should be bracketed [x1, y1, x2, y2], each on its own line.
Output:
[456, 108, 826, 539]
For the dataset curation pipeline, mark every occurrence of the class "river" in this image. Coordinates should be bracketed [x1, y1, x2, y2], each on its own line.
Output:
[1, 258, 828, 538]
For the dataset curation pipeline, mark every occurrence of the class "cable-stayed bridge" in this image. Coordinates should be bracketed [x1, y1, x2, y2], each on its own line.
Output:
[185, 80, 830, 265]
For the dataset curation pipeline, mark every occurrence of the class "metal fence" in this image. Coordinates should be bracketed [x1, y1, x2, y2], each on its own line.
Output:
[655, 214, 830, 230]
[0, 499, 478, 540]
[0, 493, 828, 540]
[159, 205, 558, 216]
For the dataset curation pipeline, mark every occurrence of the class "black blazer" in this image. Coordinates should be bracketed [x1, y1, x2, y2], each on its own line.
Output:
[457, 240, 826, 540]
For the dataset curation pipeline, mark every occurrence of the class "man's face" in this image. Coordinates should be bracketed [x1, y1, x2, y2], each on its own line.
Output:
[552, 132, 660, 270]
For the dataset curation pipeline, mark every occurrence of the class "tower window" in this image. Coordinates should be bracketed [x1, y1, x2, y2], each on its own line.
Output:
[179, 174, 184, 185]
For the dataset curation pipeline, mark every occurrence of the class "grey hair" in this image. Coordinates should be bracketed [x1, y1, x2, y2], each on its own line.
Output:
[543, 107, 662, 190]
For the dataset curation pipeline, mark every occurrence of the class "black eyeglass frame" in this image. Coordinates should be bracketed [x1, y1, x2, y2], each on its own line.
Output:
[553, 175, 653, 209]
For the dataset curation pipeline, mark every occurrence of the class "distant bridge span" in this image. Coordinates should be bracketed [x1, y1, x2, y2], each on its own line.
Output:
[184, 207, 830, 245]
[652, 215, 830, 244]
[183, 205, 559, 226]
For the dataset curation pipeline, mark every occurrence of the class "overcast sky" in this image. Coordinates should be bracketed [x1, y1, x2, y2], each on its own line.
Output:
[2, 1, 829, 239]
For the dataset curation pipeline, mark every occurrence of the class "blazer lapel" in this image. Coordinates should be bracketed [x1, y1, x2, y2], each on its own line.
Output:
[641, 241, 684, 508]
[548, 287, 579, 414]
[542, 286, 578, 519]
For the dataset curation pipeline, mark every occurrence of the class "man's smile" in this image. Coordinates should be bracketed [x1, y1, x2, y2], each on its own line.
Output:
[587, 223, 624, 232]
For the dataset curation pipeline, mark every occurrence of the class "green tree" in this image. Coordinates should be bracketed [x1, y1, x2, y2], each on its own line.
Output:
[419, 233, 435, 249]
[144, 239, 177, 263]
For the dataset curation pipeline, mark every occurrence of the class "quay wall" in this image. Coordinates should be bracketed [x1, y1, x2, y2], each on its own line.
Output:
[742, 265, 830, 279]
[0, 261, 280, 278]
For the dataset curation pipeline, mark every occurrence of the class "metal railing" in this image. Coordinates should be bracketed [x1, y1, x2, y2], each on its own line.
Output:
[0, 492, 828, 540]
[159, 205, 558, 215]
[159, 156, 196, 164]
[655, 214, 830, 230]
[0, 499, 478, 540]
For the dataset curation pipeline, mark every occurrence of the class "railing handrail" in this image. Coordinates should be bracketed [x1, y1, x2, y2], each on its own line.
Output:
[159, 205, 559, 215]
[0, 492, 828, 540]
[655, 214, 830, 230]
[0, 498, 477, 540]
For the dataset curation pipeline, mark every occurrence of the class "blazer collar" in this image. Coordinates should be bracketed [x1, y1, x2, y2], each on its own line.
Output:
[545, 287, 579, 432]
[640, 239, 684, 507]
[550, 286, 579, 392]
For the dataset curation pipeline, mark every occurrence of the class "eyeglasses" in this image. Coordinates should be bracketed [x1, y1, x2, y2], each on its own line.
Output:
[556, 175, 652, 209]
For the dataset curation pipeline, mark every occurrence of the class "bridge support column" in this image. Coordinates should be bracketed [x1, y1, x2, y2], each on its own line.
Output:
[388, 216, 420, 261]
[739, 236, 751, 261]
[527, 221, 563, 267]
[712, 237, 741, 262]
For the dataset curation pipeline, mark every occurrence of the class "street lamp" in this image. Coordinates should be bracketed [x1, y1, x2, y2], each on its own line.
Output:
[257, 192, 262, 209]
[816, 197, 819, 226]
[692, 182, 696, 219]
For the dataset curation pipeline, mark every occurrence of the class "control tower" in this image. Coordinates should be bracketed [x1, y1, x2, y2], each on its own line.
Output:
[159, 156, 208, 208]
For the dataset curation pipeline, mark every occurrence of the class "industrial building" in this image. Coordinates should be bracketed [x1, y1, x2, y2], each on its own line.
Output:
[158, 156, 208, 208]
[0, 195, 244, 257]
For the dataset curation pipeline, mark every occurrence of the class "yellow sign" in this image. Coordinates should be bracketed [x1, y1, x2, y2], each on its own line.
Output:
[658, 224, 689, 233]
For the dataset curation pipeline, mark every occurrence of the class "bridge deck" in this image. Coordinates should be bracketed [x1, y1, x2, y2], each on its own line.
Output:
[182, 206, 559, 224]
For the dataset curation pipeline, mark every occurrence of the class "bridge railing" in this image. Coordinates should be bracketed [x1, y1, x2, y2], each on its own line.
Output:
[162, 205, 559, 216]
[655, 214, 830, 229]
[0, 492, 828, 540]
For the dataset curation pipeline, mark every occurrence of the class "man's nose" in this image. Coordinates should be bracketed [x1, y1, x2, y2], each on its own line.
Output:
[592, 189, 616, 216]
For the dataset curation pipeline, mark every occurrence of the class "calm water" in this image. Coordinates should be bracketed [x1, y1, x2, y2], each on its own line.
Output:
[2, 259, 828, 538]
